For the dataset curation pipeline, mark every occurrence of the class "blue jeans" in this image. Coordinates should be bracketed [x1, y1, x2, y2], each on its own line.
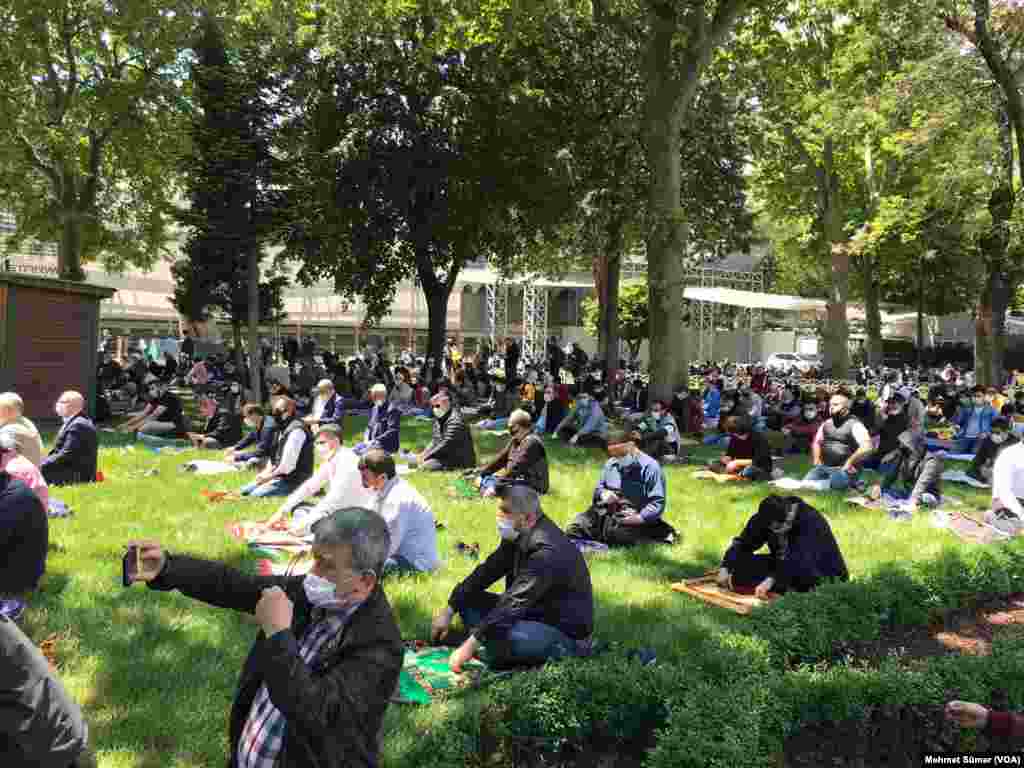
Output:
[239, 477, 301, 498]
[703, 433, 730, 447]
[137, 433, 187, 449]
[455, 592, 578, 668]
[802, 465, 856, 491]
[384, 554, 417, 575]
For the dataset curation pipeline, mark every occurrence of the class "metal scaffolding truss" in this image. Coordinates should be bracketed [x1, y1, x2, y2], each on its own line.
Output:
[692, 267, 764, 363]
[486, 282, 509, 346]
[522, 282, 549, 364]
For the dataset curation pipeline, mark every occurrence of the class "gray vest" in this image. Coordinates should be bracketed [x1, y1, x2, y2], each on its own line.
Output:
[821, 416, 862, 467]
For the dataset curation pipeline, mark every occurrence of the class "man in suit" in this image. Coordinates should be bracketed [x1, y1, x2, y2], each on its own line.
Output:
[361, 384, 401, 455]
[41, 392, 98, 486]
[304, 379, 344, 429]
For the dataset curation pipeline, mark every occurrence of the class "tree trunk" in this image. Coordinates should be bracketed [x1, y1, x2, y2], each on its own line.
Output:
[232, 321, 245, 379]
[977, 183, 1014, 387]
[592, 253, 607, 354]
[917, 253, 926, 368]
[862, 259, 883, 368]
[602, 222, 623, 403]
[59, 179, 84, 281]
[423, 284, 451, 380]
[246, 246, 262, 403]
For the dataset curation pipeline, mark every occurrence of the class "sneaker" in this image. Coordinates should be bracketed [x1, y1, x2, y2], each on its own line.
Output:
[991, 510, 1024, 536]
[919, 492, 939, 508]
[888, 508, 913, 522]
[0, 598, 25, 621]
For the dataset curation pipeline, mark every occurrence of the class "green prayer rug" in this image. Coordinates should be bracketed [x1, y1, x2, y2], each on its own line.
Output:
[394, 646, 488, 705]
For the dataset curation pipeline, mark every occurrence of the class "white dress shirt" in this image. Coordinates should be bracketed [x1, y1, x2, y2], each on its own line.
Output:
[374, 476, 440, 572]
[993, 442, 1024, 518]
[280, 446, 375, 521]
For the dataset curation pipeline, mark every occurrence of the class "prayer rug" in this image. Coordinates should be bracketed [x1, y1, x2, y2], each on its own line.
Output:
[202, 489, 242, 503]
[941, 470, 990, 489]
[942, 510, 1013, 546]
[769, 477, 808, 491]
[393, 644, 489, 705]
[47, 498, 72, 518]
[670, 572, 780, 615]
[448, 477, 480, 499]
[572, 539, 610, 557]
[181, 459, 239, 475]
[942, 453, 978, 463]
[691, 469, 746, 483]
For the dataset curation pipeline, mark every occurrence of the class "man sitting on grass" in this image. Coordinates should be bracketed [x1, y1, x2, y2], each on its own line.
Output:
[988, 439, 1024, 535]
[473, 409, 549, 497]
[225, 404, 279, 468]
[185, 394, 242, 451]
[554, 392, 608, 448]
[128, 507, 403, 768]
[119, 381, 188, 445]
[0, 392, 44, 467]
[360, 383, 401, 455]
[359, 449, 440, 574]
[565, 431, 676, 547]
[717, 495, 848, 597]
[416, 392, 477, 472]
[705, 415, 773, 481]
[41, 392, 98, 487]
[432, 484, 593, 671]
[781, 401, 823, 455]
[968, 416, 1017, 484]
[630, 400, 680, 462]
[801, 392, 873, 491]
[239, 397, 314, 499]
[0, 469, 47, 620]
[304, 378, 344, 429]
[264, 424, 374, 534]
[868, 430, 943, 515]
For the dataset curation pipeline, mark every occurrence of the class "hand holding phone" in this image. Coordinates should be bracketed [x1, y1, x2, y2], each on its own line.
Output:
[122, 541, 166, 586]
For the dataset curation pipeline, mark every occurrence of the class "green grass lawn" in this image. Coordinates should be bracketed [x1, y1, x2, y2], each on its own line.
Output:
[21, 417, 996, 767]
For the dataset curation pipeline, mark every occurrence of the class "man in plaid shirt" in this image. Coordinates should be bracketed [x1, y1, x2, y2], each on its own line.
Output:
[128, 507, 403, 768]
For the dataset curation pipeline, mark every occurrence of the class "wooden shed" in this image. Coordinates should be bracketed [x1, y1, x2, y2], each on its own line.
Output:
[0, 273, 116, 423]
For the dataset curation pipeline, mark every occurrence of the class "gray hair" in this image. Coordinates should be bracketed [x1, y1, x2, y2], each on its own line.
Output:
[0, 392, 25, 414]
[497, 483, 541, 520]
[508, 409, 533, 429]
[311, 507, 391, 577]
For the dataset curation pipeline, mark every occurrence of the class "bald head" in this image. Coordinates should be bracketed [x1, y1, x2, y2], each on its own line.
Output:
[57, 391, 84, 419]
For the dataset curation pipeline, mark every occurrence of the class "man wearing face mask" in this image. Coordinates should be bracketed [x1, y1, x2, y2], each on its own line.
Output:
[868, 430, 944, 514]
[357, 383, 402, 456]
[782, 400, 824, 455]
[264, 425, 374, 533]
[968, 417, 1018, 484]
[417, 393, 476, 472]
[472, 410, 549, 496]
[864, 392, 909, 470]
[630, 400, 680, 461]
[717, 495, 848, 598]
[41, 392, 98, 487]
[703, 390, 736, 446]
[225, 404, 280, 469]
[534, 384, 567, 436]
[119, 378, 188, 442]
[185, 394, 243, 450]
[240, 397, 315, 498]
[554, 392, 608, 448]
[359, 450, 440, 574]
[433, 484, 593, 671]
[565, 431, 676, 547]
[126, 507, 403, 768]
[801, 392, 874, 491]
[952, 385, 996, 454]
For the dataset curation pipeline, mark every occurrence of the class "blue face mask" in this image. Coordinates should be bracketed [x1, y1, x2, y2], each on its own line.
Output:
[303, 574, 337, 606]
[618, 453, 638, 470]
[497, 519, 520, 541]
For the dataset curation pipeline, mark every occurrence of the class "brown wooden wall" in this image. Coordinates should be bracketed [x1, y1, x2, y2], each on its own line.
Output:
[5, 285, 100, 422]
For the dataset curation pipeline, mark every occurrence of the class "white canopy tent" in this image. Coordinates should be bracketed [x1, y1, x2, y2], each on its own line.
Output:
[683, 286, 827, 313]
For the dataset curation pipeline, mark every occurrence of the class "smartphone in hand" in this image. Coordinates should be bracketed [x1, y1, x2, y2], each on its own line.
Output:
[122, 545, 141, 587]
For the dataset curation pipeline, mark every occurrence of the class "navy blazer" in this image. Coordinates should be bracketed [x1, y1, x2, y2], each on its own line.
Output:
[319, 393, 344, 428]
[40, 413, 98, 486]
[366, 401, 401, 453]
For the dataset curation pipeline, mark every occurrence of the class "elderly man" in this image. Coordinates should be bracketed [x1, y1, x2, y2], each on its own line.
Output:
[239, 397, 314, 498]
[41, 392, 98, 487]
[264, 425, 375, 534]
[361, 383, 402, 455]
[432, 485, 593, 671]
[127, 507, 403, 768]
[186, 394, 243, 450]
[473, 409, 549, 496]
[359, 450, 440, 574]
[304, 379, 344, 428]
[0, 392, 44, 467]
[566, 430, 676, 547]
[800, 392, 874, 492]
[417, 392, 476, 472]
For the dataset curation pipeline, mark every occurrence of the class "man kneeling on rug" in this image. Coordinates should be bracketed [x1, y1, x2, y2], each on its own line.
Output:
[717, 495, 848, 597]
[431, 484, 593, 671]
[565, 431, 677, 547]
[867, 430, 943, 513]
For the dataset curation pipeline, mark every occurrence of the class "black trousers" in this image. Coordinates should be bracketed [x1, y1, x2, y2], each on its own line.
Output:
[557, 427, 607, 448]
[565, 504, 676, 547]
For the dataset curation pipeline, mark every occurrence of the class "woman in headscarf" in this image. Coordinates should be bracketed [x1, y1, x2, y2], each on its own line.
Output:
[717, 495, 848, 597]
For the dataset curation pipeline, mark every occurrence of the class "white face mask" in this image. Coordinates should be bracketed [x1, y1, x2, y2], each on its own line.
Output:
[303, 573, 336, 606]
[315, 442, 334, 458]
[497, 519, 520, 541]
[651, 410, 663, 418]
[433, 406, 447, 419]
[992, 434, 1008, 445]
[495, 385, 505, 392]
[803, 410, 817, 420]
[544, 393, 554, 402]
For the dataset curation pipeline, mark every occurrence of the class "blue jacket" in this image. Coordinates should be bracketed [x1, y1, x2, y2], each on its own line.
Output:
[703, 388, 721, 419]
[593, 451, 667, 522]
[319, 393, 344, 428]
[570, 401, 608, 437]
[234, 416, 279, 461]
[365, 401, 401, 454]
[954, 405, 996, 437]
[40, 413, 97, 486]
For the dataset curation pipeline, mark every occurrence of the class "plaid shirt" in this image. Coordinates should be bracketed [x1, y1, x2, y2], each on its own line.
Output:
[237, 600, 362, 768]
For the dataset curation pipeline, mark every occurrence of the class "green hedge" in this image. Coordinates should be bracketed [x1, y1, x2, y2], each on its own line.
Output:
[395, 541, 1024, 768]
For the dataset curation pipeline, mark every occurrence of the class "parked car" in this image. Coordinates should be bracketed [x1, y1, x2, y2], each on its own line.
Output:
[765, 352, 802, 373]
